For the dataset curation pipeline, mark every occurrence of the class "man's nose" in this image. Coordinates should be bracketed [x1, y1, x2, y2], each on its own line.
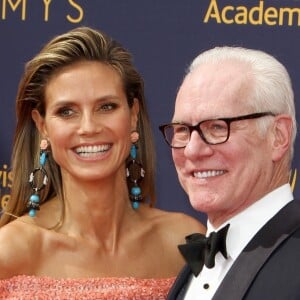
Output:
[184, 130, 214, 158]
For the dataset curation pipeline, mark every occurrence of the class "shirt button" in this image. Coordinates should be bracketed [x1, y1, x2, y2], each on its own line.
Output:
[203, 283, 210, 289]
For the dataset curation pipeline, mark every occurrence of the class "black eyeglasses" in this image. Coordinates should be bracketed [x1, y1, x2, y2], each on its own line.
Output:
[159, 112, 275, 148]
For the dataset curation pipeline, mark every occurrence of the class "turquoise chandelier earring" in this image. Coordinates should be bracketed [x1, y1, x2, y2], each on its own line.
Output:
[126, 131, 145, 209]
[27, 139, 49, 217]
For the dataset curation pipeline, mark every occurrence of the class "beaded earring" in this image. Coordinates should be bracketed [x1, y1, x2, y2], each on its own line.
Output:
[126, 131, 145, 209]
[27, 139, 49, 217]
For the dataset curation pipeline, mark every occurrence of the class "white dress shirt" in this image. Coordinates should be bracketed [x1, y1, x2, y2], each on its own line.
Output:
[184, 184, 293, 300]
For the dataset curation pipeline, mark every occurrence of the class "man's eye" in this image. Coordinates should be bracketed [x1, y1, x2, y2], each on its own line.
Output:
[206, 120, 227, 131]
[174, 125, 189, 134]
[211, 123, 227, 131]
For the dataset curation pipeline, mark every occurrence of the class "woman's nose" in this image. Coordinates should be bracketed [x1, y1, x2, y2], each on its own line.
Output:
[78, 113, 101, 135]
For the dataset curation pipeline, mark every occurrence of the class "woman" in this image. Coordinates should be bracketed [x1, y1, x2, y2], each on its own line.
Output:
[0, 26, 205, 299]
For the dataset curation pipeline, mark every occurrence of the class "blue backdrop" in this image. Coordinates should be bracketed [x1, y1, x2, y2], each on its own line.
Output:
[0, 0, 299, 222]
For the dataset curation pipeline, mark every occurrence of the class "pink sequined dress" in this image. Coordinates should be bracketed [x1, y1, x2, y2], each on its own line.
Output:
[0, 275, 175, 299]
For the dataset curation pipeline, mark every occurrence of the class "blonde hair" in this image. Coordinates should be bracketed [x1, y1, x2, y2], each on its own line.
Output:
[1, 27, 156, 227]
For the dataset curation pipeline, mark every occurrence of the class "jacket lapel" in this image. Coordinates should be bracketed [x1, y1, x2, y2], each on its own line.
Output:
[212, 200, 300, 300]
[167, 265, 192, 300]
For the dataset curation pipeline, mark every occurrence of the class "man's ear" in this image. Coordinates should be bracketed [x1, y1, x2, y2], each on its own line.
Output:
[271, 115, 292, 162]
[31, 109, 48, 137]
[131, 98, 140, 129]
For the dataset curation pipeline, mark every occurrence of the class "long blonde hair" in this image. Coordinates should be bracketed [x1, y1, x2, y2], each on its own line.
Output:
[1, 27, 156, 227]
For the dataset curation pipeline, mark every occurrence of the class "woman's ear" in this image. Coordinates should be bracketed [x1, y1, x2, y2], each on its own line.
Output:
[131, 98, 140, 129]
[271, 115, 292, 162]
[31, 109, 48, 137]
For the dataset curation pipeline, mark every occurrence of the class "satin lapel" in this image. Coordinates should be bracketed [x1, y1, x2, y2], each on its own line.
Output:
[212, 200, 300, 300]
[167, 265, 192, 300]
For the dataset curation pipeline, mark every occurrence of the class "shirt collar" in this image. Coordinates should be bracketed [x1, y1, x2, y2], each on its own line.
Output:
[207, 184, 294, 260]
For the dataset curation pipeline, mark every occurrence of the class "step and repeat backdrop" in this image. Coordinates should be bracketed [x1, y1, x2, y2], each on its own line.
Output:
[0, 0, 299, 221]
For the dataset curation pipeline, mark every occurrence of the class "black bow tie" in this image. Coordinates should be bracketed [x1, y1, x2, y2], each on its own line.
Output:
[178, 224, 230, 276]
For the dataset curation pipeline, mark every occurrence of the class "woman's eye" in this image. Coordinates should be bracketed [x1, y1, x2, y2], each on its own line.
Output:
[100, 103, 117, 111]
[57, 107, 74, 117]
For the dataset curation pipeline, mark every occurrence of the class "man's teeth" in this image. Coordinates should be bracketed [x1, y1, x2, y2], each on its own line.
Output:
[194, 170, 225, 179]
[75, 145, 110, 156]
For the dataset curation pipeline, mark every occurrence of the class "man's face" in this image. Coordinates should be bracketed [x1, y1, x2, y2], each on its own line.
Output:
[172, 61, 275, 226]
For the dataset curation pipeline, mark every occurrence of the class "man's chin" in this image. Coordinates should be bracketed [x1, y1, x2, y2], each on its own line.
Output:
[190, 199, 211, 213]
[189, 194, 219, 214]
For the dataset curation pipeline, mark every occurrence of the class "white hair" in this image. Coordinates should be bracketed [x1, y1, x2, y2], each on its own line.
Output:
[187, 46, 296, 160]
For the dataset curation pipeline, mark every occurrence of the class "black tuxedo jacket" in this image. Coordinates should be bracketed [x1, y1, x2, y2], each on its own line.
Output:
[167, 200, 300, 300]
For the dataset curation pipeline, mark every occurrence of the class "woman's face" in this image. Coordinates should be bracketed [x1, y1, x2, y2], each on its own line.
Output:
[32, 60, 139, 183]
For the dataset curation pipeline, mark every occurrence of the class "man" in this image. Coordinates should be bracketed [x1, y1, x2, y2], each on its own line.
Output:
[159, 46, 300, 299]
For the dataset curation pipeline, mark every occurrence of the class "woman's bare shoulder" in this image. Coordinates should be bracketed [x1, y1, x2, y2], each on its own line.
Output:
[141, 206, 206, 242]
[136, 207, 206, 274]
[161, 209, 206, 237]
[0, 219, 41, 278]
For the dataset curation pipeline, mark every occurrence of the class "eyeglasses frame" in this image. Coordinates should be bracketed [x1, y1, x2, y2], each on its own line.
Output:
[159, 112, 276, 148]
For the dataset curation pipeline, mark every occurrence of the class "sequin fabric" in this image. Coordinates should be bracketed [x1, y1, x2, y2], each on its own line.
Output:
[0, 275, 175, 299]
